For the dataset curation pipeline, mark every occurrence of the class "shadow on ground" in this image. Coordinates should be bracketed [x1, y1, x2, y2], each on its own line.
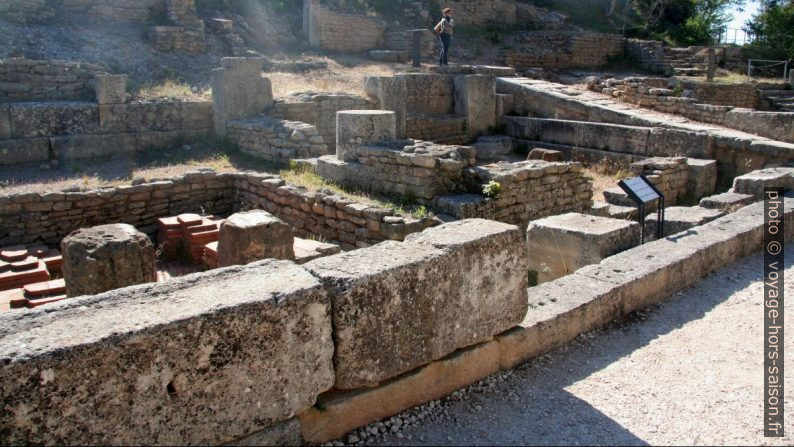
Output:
[378, 250, 771, 446]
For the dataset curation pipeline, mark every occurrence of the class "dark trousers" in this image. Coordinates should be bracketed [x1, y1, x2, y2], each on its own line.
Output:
[439, 33, 451, 66]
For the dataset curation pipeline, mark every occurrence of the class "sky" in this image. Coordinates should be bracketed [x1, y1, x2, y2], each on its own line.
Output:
[727, 0, 761, 30]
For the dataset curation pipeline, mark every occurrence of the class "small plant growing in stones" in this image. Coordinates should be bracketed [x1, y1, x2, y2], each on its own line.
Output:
[482, 180, 502, 198]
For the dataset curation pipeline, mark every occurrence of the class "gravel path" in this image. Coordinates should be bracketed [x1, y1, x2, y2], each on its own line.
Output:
[367, 247, 793, 446]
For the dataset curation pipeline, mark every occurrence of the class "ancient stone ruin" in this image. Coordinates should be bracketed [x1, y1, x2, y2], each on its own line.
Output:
[1, 0, 794, 444]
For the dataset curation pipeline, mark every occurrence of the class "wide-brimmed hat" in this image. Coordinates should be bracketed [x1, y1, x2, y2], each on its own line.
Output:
[443, 8, 454, 14]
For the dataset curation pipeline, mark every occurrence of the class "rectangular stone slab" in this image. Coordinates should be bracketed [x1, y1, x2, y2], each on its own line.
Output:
[305, 218, 528, 389]
[0, 260, 334, 445]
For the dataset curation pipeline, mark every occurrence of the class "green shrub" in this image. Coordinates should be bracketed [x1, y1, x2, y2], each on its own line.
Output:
[482, 180, 502, 199]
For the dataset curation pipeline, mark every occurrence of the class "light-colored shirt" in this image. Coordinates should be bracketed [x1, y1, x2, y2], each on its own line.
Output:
[436, 17, 455, 35]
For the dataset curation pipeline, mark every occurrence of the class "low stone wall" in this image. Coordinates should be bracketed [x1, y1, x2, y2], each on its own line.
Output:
[592, 77, 794, 144]
[266, 92, 376, 151]
[304, 0, 385, 52]
[0, 170, 236, 246]
[0, 58, 108, 102]
[498, 78, 794, 181]
[630, 157, 689, 205]
[405, 113, 469, 144]
[0, 100, 213, 165]
[61, 0, 165, 21]
[625, 39, 672, 75]
[235, 172, 436, 249]
[226, 117, 328, 161]
[0, 170, 435, 249]
[317, 140, 477, 201]
[0, 218, 529, 445]
[437, 161, 593, 228]
[148, 0, 207, 53]
[504, 32, 625, 70]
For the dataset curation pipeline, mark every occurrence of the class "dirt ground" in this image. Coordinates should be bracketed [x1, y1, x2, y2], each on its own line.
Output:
[369, 246, 793, 446]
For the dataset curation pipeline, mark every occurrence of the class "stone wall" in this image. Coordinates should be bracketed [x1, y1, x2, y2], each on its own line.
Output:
[437, 161, 593, 228]
[0, 218, 530, 445]
[61, 0, 165, 21]
[226, 117, 328, 161]
[630, 157, 689, 205]
[304, 0, 385, 52]
[498, 78, 794, 182]
[317, 140, 477, 201]
[625, 39, 673, 75]
[148, 0, 207, 53]
[402, 74, 455, 116]
[0, 170, 235, 246]
[267, 92, 377, 151]
[235, 173, 436, 250]
[405, 113, 469, 144]
[0, 170, 434, 249]
[504, 32, 625, 70]
[0, 100, 213, 165]
[384, 30, 437, 61]
[0, 0, 54, 23]
[592, 77, 794, 143]
[0, 58, 108, 102]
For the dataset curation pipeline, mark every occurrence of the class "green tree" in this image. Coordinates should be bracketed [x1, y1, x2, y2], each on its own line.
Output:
[632, 0, 745, 45]
[746, 0, 794, 60]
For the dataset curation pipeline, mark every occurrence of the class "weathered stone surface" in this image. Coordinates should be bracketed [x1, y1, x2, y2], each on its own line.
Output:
[699, 191, 755, 211]
[644, 206, 726, 239]
[528, 147, 564, 162]
[0, 260, 333, 445]
[211, 57, 273, 136]
[732, 167, 794, 198]
[61, 223, 156, 297]
[299, 341, 500, 444]
[473, 135, 513, 160]
[686, 158, 717, 200]
[94, 74, 127, 105]
[232, 417, 304, 446]
[454, 74, 496, 137]
[526, 212, 640, 283]
[0, 137, 50, 165]
[218, 210, 295, 266]
[501, 195, 794, 369]
[335, 110, 396, 162]
[304, 219, 527, 389]
[368, 76, 407, 139]
[8, 101, 99, 139]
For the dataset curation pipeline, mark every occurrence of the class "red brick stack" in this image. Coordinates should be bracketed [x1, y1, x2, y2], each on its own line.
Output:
[156, 214, 223, 265]
[23, 278, 67, 308]
[203, 241, 219, 269]
[0, 246, 51, 292]
[156, 216, 183, 259]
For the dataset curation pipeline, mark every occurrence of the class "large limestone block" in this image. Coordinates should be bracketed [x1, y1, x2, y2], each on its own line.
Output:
[527, 212, 640, 283]
[644, 206, 725, 239]
[454, 74, 496, 136]
[211, 57, 273, 136]
[61, 223, 156, 297]
[732, 167, 794, 198]
[304, 219, 527, 389]
[94, 74, 128, 104]
[218, 210, 295, 266]
[367, 76, 407, 139]
[0, 260, 334, 445]
[299, 341, 501, 444]
[336, 110, 396, 162]
[685, 158, 717, 200]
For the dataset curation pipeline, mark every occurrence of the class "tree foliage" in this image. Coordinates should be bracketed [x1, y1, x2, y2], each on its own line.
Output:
[630, 0, 745, 45]
[746, 0, 794, 60]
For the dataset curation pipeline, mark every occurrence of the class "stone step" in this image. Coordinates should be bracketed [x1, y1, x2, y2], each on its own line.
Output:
[24, 278, 66, 298]
[602, 187, 633, 207]
[369, 50, 411, 64]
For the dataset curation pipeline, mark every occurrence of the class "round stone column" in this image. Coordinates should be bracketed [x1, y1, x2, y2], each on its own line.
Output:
[61, 223, 156, 297]
[336, 110, 396, 162]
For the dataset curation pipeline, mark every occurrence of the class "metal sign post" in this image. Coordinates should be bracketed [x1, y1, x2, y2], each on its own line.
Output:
[618, 176, 665, 244]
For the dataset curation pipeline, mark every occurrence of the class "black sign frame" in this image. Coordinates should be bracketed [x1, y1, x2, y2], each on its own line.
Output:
[618, 175, 665, 244]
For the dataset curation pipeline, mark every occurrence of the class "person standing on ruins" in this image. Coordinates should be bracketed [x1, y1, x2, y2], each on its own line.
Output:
[434, 8, 455, 66]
